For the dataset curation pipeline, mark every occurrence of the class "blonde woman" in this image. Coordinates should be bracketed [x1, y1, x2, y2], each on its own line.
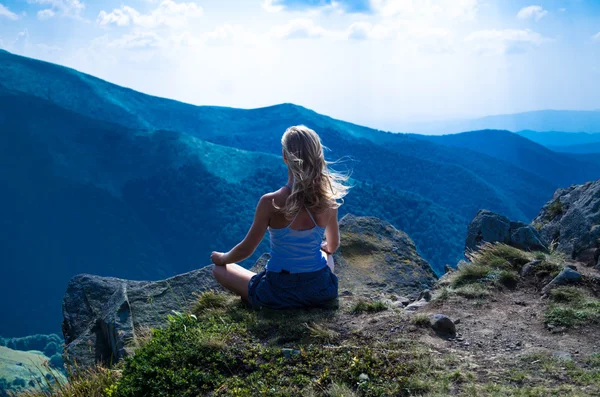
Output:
[211, 126, 349, 308]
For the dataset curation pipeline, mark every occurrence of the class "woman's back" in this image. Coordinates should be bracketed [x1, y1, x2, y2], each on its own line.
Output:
[266, 187, 332, 273]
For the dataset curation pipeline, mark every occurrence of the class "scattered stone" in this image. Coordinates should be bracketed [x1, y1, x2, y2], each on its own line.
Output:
[418, 290, 432, 302]
[521, 260, 542, 277]
[430, 314, 456, 337]
[404, 299, 428, 312]
[541, 268, 583, 295]
[358, 373, 370, 383]
[566, 264, 578, 271]
[454, 318, 461, 325]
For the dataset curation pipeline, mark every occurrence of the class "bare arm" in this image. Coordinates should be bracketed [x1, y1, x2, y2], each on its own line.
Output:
[211, 195, 271, 265]
[322, 208, 340, 254]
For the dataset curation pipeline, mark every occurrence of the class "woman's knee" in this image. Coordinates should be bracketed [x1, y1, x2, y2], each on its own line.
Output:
[212, 265, 225, 283]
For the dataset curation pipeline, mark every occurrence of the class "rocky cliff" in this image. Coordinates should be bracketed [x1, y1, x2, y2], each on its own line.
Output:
[533, 179, 600, 268]
[62, 214, 437, 367]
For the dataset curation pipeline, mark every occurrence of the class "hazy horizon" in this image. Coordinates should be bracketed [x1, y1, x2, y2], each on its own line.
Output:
[1, 0, 599, 131]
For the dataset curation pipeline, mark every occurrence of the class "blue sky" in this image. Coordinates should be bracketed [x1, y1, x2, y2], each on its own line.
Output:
[0, 0, 599, 131]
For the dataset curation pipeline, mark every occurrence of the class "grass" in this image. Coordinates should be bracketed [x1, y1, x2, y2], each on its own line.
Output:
[545, 287, 600, 328]
[452, 264, 492, 287]
[17, 289, 600, 397]
[350, 300, 387, 314]
[18, 365, 120, 397]
[192, 290, 229, 314]
[454, 284, 491, 299]
[411, 314, 431, 328]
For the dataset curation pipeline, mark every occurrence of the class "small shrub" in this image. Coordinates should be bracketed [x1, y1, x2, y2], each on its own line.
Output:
[350, 300, 387, 314]
[547, 200, 564, 219]
[411, 314, 431, 328]
[497, 270, 519, 288]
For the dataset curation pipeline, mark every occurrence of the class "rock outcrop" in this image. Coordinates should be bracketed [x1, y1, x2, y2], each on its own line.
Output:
[465, 210, 547, 254]
[533, 179, 600, 266]
[334, 214, 437, 298]
[61, 214, 436, 367]
[62, 266, 220, 367]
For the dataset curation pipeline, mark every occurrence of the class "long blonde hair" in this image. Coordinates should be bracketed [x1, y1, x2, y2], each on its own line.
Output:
[276, 125, 350, 219]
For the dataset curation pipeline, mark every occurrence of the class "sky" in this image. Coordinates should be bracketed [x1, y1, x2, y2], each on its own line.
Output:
[0, 0, 599, 131]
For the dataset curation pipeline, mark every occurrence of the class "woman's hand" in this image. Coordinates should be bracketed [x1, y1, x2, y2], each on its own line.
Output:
[321, 242, 332, 255]
[211, 251, 227, 266]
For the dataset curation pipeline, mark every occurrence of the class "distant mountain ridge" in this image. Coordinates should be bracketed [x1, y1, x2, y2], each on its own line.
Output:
[414, 130, 600, 187]
[516, 130, 600, 147]
[402, 110, 600, 135]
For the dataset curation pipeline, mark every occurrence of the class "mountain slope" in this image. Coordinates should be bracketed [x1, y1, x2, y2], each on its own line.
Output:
[550, 142, 600, 154]
[516, 130, 600, 147]
[414, 130, 600, 187]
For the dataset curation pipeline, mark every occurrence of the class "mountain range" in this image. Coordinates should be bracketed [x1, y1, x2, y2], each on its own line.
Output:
[401, 110, 600, 135]
[1, 49, 599, 337]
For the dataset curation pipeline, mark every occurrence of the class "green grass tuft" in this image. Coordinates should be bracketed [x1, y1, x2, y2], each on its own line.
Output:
[452, 264, 492, 287]
[454, 284, 491, 299]
[350, 300, 387, 315]
[192, 290, 229, 314]
[545, 287, 600, 328]
[411, 314, 431, 328]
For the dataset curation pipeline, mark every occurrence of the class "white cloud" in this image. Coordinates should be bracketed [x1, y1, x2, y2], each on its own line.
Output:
[29, 0, 85, 19]
[517, 5, 547, 21]
[37, 9, 56, 19]
[559, 8, 566, 12]
[261, 0, 371, 14]
[97, 0, 203, 29]
[593, 32, 600, 41]
[346, 22, 394, 40]
[262, 0, 284, 12]
[371, 0, 479, 21]
[0, 3, 19, 20]
[270, 18, 332, 39]
[107, 31, 164, 49]
[466, 28, 550, 55]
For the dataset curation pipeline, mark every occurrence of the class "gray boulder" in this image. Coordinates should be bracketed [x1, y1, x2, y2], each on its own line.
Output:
[62, 266, 220, 367]
[335, 214, 437, 298]
[541, 268, 583, 295]
[465, 210, 547, 254]
[533, 179, 600, 266]
[430, 314, 456, 337]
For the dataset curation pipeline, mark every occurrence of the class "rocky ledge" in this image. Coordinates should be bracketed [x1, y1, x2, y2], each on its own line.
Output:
[62, 214, 437, 367]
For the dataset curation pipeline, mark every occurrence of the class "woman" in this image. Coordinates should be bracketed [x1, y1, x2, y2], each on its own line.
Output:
[211, 125, 349, 309]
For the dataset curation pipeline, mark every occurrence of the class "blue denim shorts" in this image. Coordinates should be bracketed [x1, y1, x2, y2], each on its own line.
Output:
[248, 266, 338, 309]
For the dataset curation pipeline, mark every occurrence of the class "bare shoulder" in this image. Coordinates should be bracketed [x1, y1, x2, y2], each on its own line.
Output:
[258, 190, 284, 212]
